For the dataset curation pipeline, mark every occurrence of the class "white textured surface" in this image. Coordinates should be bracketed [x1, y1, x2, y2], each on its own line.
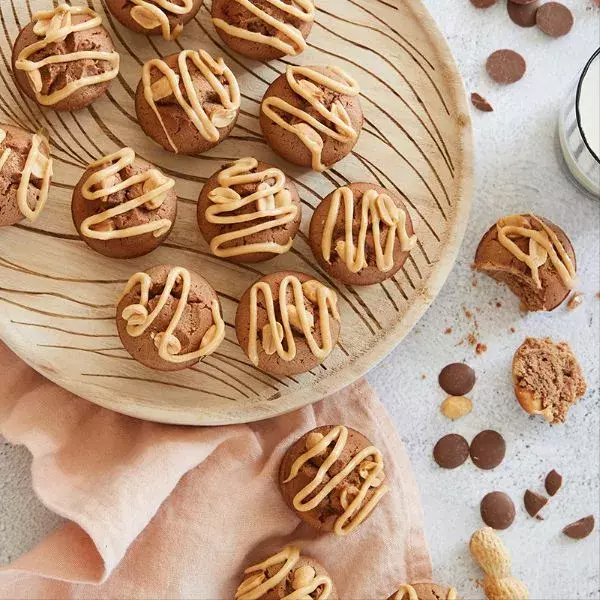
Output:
[1, 1, 599, 598]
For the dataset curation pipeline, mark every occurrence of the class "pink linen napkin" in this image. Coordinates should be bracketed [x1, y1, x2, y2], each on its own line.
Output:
[0, 341, 431, 599]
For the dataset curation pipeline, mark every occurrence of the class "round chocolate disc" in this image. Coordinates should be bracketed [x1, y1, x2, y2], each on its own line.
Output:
[536, 2, 574, 37]
[433, 434, 470, 469]
[563, 515, 595, 540]
[470, 430, 506, 470]
[486, 49, 526, 84]
[507, 0, 540, 27]
[481, 491, 516, 529]
[545, 469, 563, 496]
[438, 363, 476, 396]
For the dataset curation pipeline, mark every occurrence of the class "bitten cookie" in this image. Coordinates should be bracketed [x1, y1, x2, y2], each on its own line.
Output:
[235, 271, 341, 376]
[279, 425, 388, 535]
[116, 265, 225, 371]
[72, 148, 177, 259]
[0, 123, 52, 226]
[235, 545, 338, 600]
[309, 183, 417, 285]
[11, 4, 119, 111]
[388, 583, 459, 600]
[512, 337, 586, 424]
[105, 0, 202, 41]
[211, 0, 315, 61]
[474, 214, 577, 311]
[260, 65, 363, 171]
[197, 157, 302, 263]
[135, 49, 240, 155]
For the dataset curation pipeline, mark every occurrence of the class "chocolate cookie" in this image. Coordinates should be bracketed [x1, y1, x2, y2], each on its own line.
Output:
[105, 0, 202, 41]
[260, 65, 363, 171]
[279, 425, 388, 535]
[116, 265, 225, 371]
[474, 214, 577, 311]
[388, 583, 459, 600]
[197, 157, 301, 263]
[235, 271, 341, 376]
[72, 148, 177, 259]
[211, 0, 315, 60]
[309, 183, 416, 285]
[12, 4, 119, 112]
[512, 337, 586, 424]
[135, 49, 240, 155]
[235, 545, 339, 600]
[0, 123, 52, 226]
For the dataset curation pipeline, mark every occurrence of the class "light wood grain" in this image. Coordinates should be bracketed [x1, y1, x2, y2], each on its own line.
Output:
[0, 0, 472, 425]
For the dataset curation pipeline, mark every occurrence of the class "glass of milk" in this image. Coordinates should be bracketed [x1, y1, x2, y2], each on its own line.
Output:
[558, 48, 600, 199]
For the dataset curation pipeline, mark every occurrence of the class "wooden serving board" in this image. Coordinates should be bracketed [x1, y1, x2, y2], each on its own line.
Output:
[0, 0, 472, 425]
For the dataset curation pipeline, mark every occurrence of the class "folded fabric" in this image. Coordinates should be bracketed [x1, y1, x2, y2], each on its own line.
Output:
[0, 341, 431, 599]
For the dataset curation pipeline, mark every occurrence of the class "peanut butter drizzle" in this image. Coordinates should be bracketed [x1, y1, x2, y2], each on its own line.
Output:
[284, 425, 389, 536]
[120, 267, 225, 364]
[142, 49, 240, 154]
[496, 214, 577, 290]
[205, 157, 298, 259]
[212, 0, 314, 57]
[80, 147, 174, 240]
[129, 0, 194, 40]
[0, 127, 52, 222]
[261, 66, 360, 171]
[15, 4, 120, 107]
[248, 276, 339, 366]
[393, 584, 457, 600]
[235, 545, 333, 600]
[322, 186, 417, 273]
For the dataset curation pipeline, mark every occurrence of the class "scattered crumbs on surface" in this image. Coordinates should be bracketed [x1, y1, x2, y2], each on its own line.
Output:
[510, 326, 516, 333]
[463, 307, 473, 319]
[476, 342, 488, 355]
[444, 327, 453, 334]
[472, 278, 478, 287]
[476, 307, 481, 313]
[567, 292, 583, 311]
[421, 373, 427, 380]
[467, 333, 477, 346]
[496, 301, 502, 308]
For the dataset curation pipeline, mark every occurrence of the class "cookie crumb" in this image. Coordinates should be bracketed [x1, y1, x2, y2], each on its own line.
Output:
[510, 326, 516, 333]
[567, 292, 583, 310]
[476, 342, 488, 355]
[471, 92, 494, 112]
[496, 301, 502, 308]
[444, 327, 453, 334]
[421, 373, 427, 380]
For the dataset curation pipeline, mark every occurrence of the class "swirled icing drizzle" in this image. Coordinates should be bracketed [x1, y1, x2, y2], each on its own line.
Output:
[205, 157, 298, 259]
[261, 65, 360, 171]
[0, 127, 52, 222]
[120, 267, 225, 364]
[142, 49, 240, 154]
[322, 186, 416, 273]
[80, 147, 174, 240]
[212, 0, 315, 56]
[15, 4, 119, 106]
[284, 425, 388, 535]
[248, 275, 339, 365]
[129, 0, 195, 40]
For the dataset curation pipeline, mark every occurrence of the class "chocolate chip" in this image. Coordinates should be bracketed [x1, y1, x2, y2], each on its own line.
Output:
[486, 49, 526, 84]
[563, 515, 595, 540]
[438, 363, 476, 395]
[471, 92, 494, 112]
[470, 430, 506, 469]
[507, 0, 540, 27]
[524, 489, 548, 519]
[469, 0, 497, 7]
[545, 469, 563, 496]
[536, 2, 574, 37]
[480, 491, 516, 529]
[433, 434, 470, 469]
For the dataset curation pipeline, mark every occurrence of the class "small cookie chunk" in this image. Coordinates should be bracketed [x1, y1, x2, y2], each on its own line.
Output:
[135, 49, 240, 155]
[480, 491, 516, 530]
[545, 469, 563, 496]
[471, 92, 494, 112]
[11, 4, 119, 111]
[440, 396, 473, 420]
[486, 49, 526, 84]
[563, 515, 595, 540]
[469, 0, 497, 7]
[235, 545, 339, 600]
[279, 425, 388, 535]
[388, 582, 459, 600]
[72, 148, 177, 259]
[211, 0, 315, 61]
[105, 0, 202, 41]
[260, 65, 363, 171]
[438, 363, 476, 396]
[309, 183, 416, 285]
[433, 434, 470, 469]
[507, 0, 541, 27]
[474, 214, 577, 311]
[470, 430, 506, 470]
[235, 271, 341, 376]
[512, 337, 586, 424]
[197, 157, 302, 263]
[0, 123, 52, 226]
[116, 265, 225, 371]
[524, 489, 548, 519]
[536, 2, 574, 37]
